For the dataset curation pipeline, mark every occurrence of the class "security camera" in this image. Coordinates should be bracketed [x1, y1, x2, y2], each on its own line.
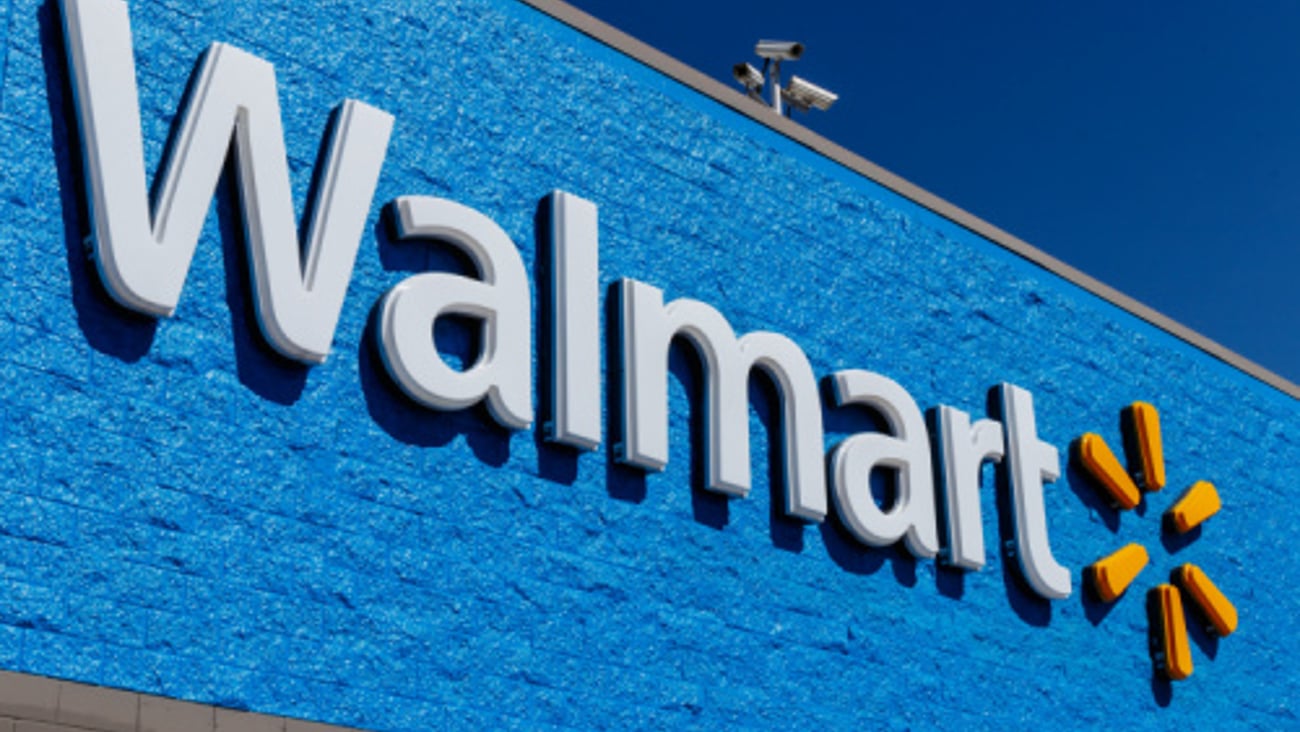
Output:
[736, 38, 838, 116]
[733, 62, 764, 91]
[783, 75, 838, 112]
[754, 40, 804, 61]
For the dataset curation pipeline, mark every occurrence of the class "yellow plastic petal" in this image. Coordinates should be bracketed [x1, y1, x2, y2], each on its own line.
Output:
[1090, 543, 1149, 602]
[1154, 584, 1193, 681]
[1079, 433, 1140, 510]
[1167, 480, 1221, 533]
[1130, 401, 1165, 491]
[1176, 564, 1238, 637]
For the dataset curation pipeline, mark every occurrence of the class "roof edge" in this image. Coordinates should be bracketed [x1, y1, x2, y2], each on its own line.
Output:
[516, 0, 1300, 401]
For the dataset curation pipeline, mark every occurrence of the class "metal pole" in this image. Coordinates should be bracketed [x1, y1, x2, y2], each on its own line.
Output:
[769, 60, 782, 115]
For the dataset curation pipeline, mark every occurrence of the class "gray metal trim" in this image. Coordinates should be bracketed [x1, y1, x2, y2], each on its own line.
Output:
[517, 0, 1300, 401]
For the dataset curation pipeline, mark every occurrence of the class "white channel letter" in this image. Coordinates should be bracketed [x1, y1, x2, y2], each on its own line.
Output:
[829, 370, 939, 558]
[546, 191, 601, 450]
[60, 0, 394, 363]
[935, 405, 1004, 570]
[999, 383, 1072, 599]
[378, 196, 533, 431]
[617, 279, 827, 521]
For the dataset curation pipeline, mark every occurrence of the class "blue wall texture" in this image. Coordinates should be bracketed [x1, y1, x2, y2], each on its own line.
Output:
[1, 0, 1298, 729]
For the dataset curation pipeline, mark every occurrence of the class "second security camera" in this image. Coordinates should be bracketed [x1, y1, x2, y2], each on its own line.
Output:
[784, 75, 838, 111]
[754, 40, 804, 60]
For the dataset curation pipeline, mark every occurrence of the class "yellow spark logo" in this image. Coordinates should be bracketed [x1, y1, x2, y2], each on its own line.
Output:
[1076, 402, 1238, 681]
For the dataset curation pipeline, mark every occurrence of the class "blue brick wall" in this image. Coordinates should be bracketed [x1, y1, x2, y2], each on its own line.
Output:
[1, 0, 1297, 729]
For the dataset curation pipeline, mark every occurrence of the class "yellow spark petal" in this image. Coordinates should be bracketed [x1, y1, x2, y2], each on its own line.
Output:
[1176, 564, 1238, 637]
[1166, 480, 1221, 533]
[1129, 401, 1165, 491]
[1153, 584, 1194, 681]
[1079, 433, 1140, 510]
[1089, 543, 1150, 602]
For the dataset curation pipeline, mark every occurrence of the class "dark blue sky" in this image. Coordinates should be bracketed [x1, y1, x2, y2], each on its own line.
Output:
[566, 0, 1300, 387]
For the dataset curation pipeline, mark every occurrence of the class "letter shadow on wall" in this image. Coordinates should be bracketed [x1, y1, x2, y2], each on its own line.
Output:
[214, 151, 314, 405]
[603, 282, 648, 504]
[925, 407, 967, 601]
[818, 377, 918, 588]
[532, 198, 580, 485]
[625, 330, 734, 530]
[357, 207, 511, 466]
[41, 1, 156, 362]
[750, 373, 810, 553]
[43, 0, 312, 405]
[989, 387, 1052, 628]
[601, 286, 809, 550]
[672, 337, 730, 530]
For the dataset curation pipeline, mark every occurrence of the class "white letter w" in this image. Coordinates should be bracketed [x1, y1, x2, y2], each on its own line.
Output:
[60, 0, 394, 363]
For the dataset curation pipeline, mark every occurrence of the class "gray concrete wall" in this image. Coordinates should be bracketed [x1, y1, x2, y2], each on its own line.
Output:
[0, 672, 352, 732]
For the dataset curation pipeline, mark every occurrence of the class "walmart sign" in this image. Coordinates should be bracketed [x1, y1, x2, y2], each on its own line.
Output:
[62, 0, 1089, 600]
